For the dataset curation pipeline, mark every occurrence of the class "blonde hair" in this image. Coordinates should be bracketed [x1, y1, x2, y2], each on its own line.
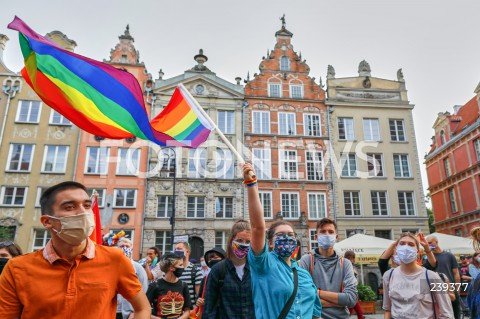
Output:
[397, 232, 420, 249]
[471, 227, 480, 252]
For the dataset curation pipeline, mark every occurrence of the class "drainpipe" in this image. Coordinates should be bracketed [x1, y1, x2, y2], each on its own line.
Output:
[327, 104, 336, 222]
[72, 128, 81, 181]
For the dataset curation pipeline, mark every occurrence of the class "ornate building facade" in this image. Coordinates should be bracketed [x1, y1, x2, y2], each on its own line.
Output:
[74, 26, 151, 259]
[0, 31, 81, 252]
[244, 20, 330, 254]
[425, 83, 480, 235]
[142, 50, 245, 260]
[327, 62, 428, 239]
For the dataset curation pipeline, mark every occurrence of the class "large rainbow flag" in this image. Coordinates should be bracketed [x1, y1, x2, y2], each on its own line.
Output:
[7, 16, 214, 148]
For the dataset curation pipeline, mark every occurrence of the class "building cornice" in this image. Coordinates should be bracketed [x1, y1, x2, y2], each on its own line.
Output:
[337, 216, 428, 220]
[326, 101, 414, 109]
[433, 209, 480, 226]
[244, 96, 325, 104]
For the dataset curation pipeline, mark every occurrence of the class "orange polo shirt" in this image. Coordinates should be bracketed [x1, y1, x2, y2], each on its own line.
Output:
[0, 239, 142, 319]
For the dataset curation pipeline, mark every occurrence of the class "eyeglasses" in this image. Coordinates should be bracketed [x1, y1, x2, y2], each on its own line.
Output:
[274, 232, 297, 238]
[0, 241, 13, 248]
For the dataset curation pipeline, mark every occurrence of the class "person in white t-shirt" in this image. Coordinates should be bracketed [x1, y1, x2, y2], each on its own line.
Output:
[383, 232, 454, 319]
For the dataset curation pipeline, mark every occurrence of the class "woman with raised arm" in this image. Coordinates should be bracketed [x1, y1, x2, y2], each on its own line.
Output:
[243, 162, 321, 319]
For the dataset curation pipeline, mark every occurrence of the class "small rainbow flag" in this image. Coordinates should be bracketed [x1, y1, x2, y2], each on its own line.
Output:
[8, 17, 214, 148]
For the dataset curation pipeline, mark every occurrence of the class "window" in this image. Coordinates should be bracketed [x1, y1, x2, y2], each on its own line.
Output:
[443, 158, 451, 177]
[341, 153, 357, 177]
[440, 130, 446, 145]
[306, 151, 324, 181]
[268, 83, 281, 98]
[1, 186, 27, 206]
[214, 148, 234, 179]
[281, 193, 299, 219]
[252, 111, 270, 134]
[278, 112, 296, 135]
[363, 118, 381, 141]
[309, 229, 318, 251]
[279, 150, 298, 180]
[42, 145, 69, 173]
[398, 191, 416, 216]
[367, 153, 384, 177]
[374, 229, 392, 240]
[253, 149, 272, 180]
[401, 229, 419, 234]
[448, 188, 457, 214]
[389, 120, 405, 141]
[188, 148, 206, 178]
[7, 144, 34, 172]
[85, 147, 110, 174]
[86, 188, 106, 207]
[157, 196, 173, 218]
[474, 139, 480, 162]
[290, 84, 303, 99]
[159, 148, 176, 178]
[218, 111, 235, 134]
[116, 148, 140, 175]
[371, 191, 388, 216]
[33, 229, 51, 251]
[344, 191, 361, 216]
[308, 193, 326, 219]
[155, 231, 172, 254]
[16, 100, 41, 123]
[110, 229, 134, 244]
[114, 189, 137, 208]
[280, 56, 290, 71]
[215, 231, 229, 250]
[346, 229, 364, 238]
[454, 228, 463, 237]
[187, 197, 205, 218]
[393, 154, 410, 177]
[49, 110, 71, 125]
[338, 117, 355, 140]
[215, 197, 233, 218]
[35, 187, 48, 207]
[304, 114, 321, 136]
[259, 192, 272, 219]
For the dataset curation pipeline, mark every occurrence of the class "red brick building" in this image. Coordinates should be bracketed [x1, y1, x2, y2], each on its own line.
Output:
[244, 19, 329, 253]
[425, 83, 480, 236]
[74, 26, 152, 259]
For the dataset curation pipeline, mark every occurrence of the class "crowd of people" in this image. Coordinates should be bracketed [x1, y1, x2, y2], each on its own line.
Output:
[0, 164, 479, 319]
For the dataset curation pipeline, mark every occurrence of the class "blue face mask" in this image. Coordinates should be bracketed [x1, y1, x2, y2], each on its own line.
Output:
[429, 244, 436, 250]
[274, 235, 297, 257]
[120, 246, 132, 259]
[317, 235, 337, 249]
[396, 245, 418, 264]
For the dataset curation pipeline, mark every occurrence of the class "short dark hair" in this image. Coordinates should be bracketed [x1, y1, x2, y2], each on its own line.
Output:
[316, 218, 337, 231]
[0, 239, 22, 257]
[148, 247, 162, 258]
[40, 181, 88, 215]
[344, 250, 355, 259]
[267, 221, 294, 241]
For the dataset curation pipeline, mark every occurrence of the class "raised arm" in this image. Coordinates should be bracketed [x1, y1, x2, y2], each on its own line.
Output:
[243, 162, 265, 254]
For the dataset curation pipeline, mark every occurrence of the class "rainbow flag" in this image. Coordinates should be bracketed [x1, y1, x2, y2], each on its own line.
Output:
[8, 17, 214, 148]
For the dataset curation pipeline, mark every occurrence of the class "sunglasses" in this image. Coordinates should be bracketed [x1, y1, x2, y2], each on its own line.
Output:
[0, 241, 13, 248]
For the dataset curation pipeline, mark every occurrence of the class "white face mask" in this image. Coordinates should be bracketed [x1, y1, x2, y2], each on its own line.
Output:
[317, 235, 336, 249]
[396, 245, 418, 264]
[477, 257, 480, 263]
[201, 261, 207, 267]
[49, 213, 95, 246]
[393, 255, 401, 266]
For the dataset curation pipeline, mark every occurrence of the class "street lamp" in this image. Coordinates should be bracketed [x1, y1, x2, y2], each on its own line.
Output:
[0, 79, 21, 146]
[160, 147, 177, 250]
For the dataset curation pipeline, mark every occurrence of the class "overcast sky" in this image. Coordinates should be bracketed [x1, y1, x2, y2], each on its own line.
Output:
[2, 0, 479, 200]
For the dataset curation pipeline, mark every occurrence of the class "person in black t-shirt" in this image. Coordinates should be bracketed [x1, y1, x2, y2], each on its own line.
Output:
[147, 253, 192, 319]
[458, 255, 472, 296]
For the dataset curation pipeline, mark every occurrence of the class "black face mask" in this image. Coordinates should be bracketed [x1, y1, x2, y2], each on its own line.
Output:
[0, 257, 9, 275]
[208, 259, 222, 268]
[173, 267, 185, 278]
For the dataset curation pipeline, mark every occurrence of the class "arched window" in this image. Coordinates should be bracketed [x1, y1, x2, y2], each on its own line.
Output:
[280, 56, 290, 71]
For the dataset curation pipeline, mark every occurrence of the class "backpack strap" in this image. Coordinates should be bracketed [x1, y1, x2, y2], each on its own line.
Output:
[426, 270, 437, 319]
[277, 267, 298, 319]
[339, 257, 345, 292]
[218, 260, 227, 288]
[191, 264, 198, 286]
[309, 252, 314, 276]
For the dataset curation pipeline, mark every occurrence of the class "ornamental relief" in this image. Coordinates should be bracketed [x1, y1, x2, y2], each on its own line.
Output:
[4, 174, 29, 184]
[39, 174, 65, 185]
[14, 126, 38, 139]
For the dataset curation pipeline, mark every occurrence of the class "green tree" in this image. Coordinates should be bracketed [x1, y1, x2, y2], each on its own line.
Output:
[427, 208, 436, 234]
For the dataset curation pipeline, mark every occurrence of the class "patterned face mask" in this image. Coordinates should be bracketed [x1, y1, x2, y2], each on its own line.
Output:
[232, 241, 250, 259]
[120, 246, 132, 259]
[273, 234, 297, 258]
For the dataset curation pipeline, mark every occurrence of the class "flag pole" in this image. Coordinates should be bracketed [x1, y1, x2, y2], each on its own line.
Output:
[178, 83, 255, 178]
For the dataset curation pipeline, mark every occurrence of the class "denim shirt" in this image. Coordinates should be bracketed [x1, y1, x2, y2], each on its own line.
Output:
[248, 241, 322, 319]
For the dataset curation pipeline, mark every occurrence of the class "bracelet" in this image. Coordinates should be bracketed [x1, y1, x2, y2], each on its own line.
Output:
[243, 178, 258, 185]
[246, 181, 258, 187]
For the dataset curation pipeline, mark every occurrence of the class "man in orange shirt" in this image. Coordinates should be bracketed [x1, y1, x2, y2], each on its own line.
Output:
[0, 181, 151, 319]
